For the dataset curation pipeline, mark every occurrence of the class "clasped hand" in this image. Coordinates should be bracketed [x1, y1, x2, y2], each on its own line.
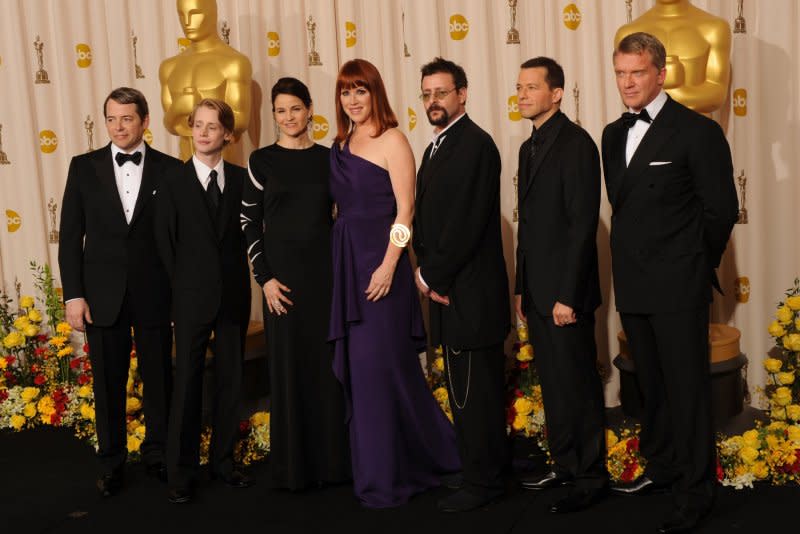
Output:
[366, 262, 395, 302]
[264, 278, 293, 316]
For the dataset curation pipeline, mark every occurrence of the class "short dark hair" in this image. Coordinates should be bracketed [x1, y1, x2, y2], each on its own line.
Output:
[420, 57, 468, 90]
[615, 32, 667, 71]
[103, 87, 149, 119]
[188, 98, 235, 143]
[520, 57, 565, 90]
[271, 77, 312, 110]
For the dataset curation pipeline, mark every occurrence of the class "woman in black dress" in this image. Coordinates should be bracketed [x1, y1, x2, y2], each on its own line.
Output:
[242, 78, 349, 489]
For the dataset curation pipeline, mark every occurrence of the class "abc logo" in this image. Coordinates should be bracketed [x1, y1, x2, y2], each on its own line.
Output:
[267, 31, 280, 57]
[345, 21, 357, 48]
[39, 130, 58, 153]
[178, 37, 191, 53]
[733, 88, 747, 116]
[75, 43, 92, 68]
[734, 276, 750, 303]
[563, 4, 582, 30]
[408, 108, 417, 132]
[311, 115, 330, 141]
[143, 129, 154, 145]
[507, 95, 521, 121]
[449, 14, 469, 40]
[6, 209, 21, 233]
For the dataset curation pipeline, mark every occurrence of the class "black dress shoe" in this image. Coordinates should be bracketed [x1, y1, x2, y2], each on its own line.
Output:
[611, 476, 669, 495]
[549, 487, 607, 514]
[440, 472, 463, 490]
[519, 471, 573, 490]
[437, 488, 503, 513]
[168, 487, 193, 504]
[146, 462, 168, 483]
[96, 472, 123, 497]
[212, 470, 253, 488]
[657, 506, 709, 533]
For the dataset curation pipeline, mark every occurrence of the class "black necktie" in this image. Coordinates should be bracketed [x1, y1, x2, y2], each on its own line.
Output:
[528, 130, 543, 164]
[621, 109, 652, 128]
[430, 135, 446, 159]
[115, 151, 142, 166]
[206, 170, 220, 213]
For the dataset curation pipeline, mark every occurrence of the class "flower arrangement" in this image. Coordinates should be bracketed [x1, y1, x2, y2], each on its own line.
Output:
[429, 346, 453, 423]
[606, 427, 646, 483]
[506, 324, 547, 451]
[763, 278, 800, 421]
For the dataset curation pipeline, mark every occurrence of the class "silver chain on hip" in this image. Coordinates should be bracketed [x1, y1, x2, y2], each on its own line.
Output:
[445, 346, 471, 410]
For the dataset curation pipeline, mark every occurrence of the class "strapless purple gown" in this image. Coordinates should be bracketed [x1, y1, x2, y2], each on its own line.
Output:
[328, 142, 460, 508]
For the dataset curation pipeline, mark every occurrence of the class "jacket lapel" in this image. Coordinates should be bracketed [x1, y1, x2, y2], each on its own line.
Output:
[216, 162, 238, 240]
[416, 115, 470, 200]
[93, 143, 129, 230]
[184, 161, 217, 239]
[521, 112, 566, 200]
[605, 121, 628, 208]
[129, 143, 157, 230]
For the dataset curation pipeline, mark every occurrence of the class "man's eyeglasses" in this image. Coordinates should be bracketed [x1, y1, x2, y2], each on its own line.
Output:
[419, 88, 457, 103]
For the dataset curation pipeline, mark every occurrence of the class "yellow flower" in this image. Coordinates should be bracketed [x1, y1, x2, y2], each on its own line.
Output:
[771, 407, 787, 420]
[134, 425, 146, 439]
[751, 461, 770, 479]
[37, 395, 55, 416]
[433, 387, 449, 404]
[129, 356, 138, 371]
[20, 387, 39, 402]
[742, 429, 761, 449]
[517, 325, 529, 342]
[765, 434, 782, 450]
[512, 413, 528, 431]
[787, 426, 800, 444]
[777, 305, 794, 325]
[78, 385, 93, 398]
[19, 296, 35, 309]
[606, 429, 619, 448]
[516, 344, 534, 362]
[127, 435, 142, 453]
[49, 336, 67, 348]
[768, 421, 789, 432]
[0, 357, 6, 370]
[739, 446, 759, 464]
[27, 309, 43, 323]
[57, 346, 74, 358]
[56, 322, 72, 335]
[126, 377, 135, 394]
[774, 387, 793, 407]
[23, 403, 37, 418]
[127, 419, 141, 432]
[3, 331, 25, 349]
[778, 372, 796, 385]
[786, 295, 800, 311]
[80, 403, 95, 421]
[10, 414, 26, 430]
[513, 397, 535, 416]
[786, 405, 800, 421]
[796, 317, 800, 331]
[768, 321, 787, 338]
[783, 333, 800, 352]
[432, 356, 444, 374]
[126, 397, 142, 414]
[136, 382, 144, 397]
[250, 411, 270, 427]
[23, 324, 39, 337]
[434, 345, 443, 356]
[764, 358, 783, 374]
[12, 316, 30, 330]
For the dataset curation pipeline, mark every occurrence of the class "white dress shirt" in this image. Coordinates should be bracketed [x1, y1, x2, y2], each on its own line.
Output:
[111, 141, 146, 224]
[192, 155, 225, 192]
[625, 89, 668, 166]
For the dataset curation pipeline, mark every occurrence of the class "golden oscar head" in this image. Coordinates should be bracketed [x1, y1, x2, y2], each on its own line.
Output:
[177, 0, 218, 42]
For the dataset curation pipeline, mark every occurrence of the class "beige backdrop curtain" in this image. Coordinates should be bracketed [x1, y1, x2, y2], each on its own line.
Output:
[1, 0, 798, 407]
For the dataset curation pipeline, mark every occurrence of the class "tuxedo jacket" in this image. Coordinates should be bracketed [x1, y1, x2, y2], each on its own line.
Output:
[58, 143, 180, 327]
[154, 160, 250, 326]
[515, 111, 601, 317]
[413, 115, 510, 349]
[601, 95, 738, 314]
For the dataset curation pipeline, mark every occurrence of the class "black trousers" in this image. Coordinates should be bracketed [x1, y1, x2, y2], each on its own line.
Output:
[86, 307, 172, 476]
[443, 343, 508, 495]
[526, 308, 607, 489]
[620, 307, 715, 511]
[167, 317, 247, 489]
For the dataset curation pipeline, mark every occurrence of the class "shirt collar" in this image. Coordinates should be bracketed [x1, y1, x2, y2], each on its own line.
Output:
[192, 156, 224, 186]
[431, 111, 466, 146]
[630, 90, 668, 121]
[110, 140, 146, 159]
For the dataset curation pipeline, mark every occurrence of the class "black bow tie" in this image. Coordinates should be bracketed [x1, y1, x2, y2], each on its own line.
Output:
[115, 151, 142, 166]
[621, 109, 652, 128]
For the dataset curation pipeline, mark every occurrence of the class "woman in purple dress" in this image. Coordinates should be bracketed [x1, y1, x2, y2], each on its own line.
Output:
[328, 59, 460, 508]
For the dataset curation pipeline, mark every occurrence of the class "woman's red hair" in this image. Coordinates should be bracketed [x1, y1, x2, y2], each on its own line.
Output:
[334, 59, 398, 144]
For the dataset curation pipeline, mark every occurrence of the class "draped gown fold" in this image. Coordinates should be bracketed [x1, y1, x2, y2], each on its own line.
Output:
[328, 141, 460, 508]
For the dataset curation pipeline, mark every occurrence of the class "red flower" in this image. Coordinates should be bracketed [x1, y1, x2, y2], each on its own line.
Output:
[34, 347, 47, 356]
[239, 420, 250, 434]
[34, 374, 47, 385]
[82, 343, 90, 354]
[77, 374, 91, 385]
[514, 389, 524, 398]
[715, 456, 724, 481]
[0, 389, 8, 402]
[37, 334, 48, 343]
[30, 364, 40, 373]
[70, 358, 81, 369]
[626, 437, 640, 453]
[621, 462, 639, 482]
[519, 362, 529, 370]
[50, 413, 62, 426]
[5, 356, 15, 365]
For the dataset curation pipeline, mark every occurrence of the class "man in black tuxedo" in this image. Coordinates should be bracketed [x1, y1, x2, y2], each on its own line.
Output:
[413, 57, 510, 513]
[513, 57, 607, 513]
[59, 87, 179, 496]
[602, 33, 738, 533]
[154, 99, 252, 503]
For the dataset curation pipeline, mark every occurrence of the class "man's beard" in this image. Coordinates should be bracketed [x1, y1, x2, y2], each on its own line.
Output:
[426, 104, 450, 127]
